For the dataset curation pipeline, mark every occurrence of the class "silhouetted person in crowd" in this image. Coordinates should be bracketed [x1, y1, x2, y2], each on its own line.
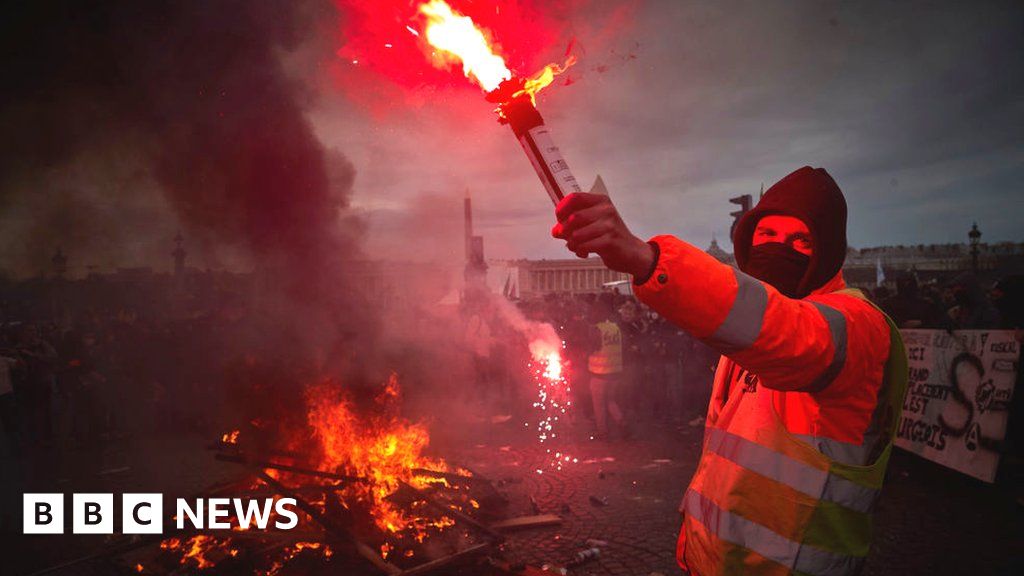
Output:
[883, 274, 949, 329]
[16, 324, 57, 449]
[57, 329, 105, 447]
[561, 302, 599, 422]
[0, 343, 21, 456]
[617, 300, 647, 416]
[990, 275, 1024, 460]
[463, 300, 495, 405]
[873, 286, 890, 303]
[947, 273, 1001, 329]
[648, 316, 684, 422]
[991, 275, 1024, 331]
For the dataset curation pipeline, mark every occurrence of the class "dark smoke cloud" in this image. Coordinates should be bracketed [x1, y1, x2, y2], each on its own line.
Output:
[0, 0, 359, 286]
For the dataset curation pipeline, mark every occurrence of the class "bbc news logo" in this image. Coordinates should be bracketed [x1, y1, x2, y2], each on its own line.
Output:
[23, 494, 298, 534]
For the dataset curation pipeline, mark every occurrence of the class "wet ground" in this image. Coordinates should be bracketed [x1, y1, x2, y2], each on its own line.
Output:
[1, 410, 1022, 575]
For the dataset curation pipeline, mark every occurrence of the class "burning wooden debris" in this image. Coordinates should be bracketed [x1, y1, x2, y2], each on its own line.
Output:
[32, 373, 548, 576]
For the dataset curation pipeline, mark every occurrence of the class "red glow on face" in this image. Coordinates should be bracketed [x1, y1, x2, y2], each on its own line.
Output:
[753, 215, 814, 256]
[333, 1, 570, 99]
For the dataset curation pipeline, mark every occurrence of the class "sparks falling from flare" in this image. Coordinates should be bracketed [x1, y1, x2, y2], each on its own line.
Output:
[528, 341, 577, 473]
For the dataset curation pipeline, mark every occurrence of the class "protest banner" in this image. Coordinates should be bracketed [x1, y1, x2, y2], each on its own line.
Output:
[895, 329, 1020, 482]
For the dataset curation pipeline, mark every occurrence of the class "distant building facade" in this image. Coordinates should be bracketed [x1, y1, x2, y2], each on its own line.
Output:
[706, 239, 1024, 289]
[842, 242, 1024, 288]
[496, 258, 630, 298]
[488, 238, 1024, 299]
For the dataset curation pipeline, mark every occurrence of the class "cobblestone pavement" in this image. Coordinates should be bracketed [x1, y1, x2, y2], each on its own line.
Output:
[436, 416, 1024, 576]
[2, 415, 1022, 575]
[445, 422, 700, 576]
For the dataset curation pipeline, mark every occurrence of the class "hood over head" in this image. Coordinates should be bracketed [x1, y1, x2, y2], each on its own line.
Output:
[734, 166, 848, 297]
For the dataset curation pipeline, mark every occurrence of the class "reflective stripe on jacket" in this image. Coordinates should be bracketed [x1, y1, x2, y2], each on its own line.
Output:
[588, 320, 623, 375]
[634, 236, 909, 576]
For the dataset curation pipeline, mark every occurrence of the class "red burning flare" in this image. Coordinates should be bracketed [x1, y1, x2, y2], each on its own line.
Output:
[417, 0, 575, 103]
[415, 0, 584, 206]
[334, 0, 567, 91]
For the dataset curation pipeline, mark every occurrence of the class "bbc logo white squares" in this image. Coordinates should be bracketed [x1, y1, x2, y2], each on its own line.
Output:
[73, 493, 114, 534]
[122, 494, 163, 534]
[24, 494, 64, 534]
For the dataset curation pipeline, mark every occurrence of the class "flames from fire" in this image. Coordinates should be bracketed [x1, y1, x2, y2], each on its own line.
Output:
[304, 373, 457, 536]
[418, 0, 573, 101]
[158, 374, 461, 572]
[160, 535, 238, 570]
[157, 530, 337, 574]
[260, 541, 333, 576]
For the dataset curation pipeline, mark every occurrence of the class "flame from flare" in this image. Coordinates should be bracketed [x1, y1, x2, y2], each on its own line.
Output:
[418, 0, 573, 100]
[419, 0, 510, 92]
[542, 350, 563, 381]
[514, 56, 577, 104]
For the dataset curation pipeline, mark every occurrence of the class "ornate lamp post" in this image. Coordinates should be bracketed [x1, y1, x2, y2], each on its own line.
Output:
[968, 222, 981, 273]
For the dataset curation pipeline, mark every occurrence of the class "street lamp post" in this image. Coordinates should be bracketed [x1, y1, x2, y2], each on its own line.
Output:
[968, 222, 982, 273]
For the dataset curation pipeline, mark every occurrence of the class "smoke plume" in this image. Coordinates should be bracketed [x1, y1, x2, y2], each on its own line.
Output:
[0, 0, 357, 286]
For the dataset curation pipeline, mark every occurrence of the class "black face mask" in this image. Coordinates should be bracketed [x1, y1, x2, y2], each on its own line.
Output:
[742, 243, 811, 298]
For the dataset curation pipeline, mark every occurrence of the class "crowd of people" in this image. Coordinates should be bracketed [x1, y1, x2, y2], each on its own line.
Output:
[875, 273, 1021, 330]
[1, 270, 1021, 463]
[462, 271, 1024, 443]
[0, 307, 241, 466]
[459, 291, 720, 441]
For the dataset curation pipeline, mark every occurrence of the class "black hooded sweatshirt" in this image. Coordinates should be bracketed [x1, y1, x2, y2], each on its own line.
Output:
[733, 166, 848, 298]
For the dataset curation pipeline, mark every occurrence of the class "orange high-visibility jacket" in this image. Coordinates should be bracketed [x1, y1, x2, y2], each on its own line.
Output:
[634, 235, 907, 576]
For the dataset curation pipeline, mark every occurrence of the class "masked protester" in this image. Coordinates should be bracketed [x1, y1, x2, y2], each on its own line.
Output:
[553, 166, 908, 576]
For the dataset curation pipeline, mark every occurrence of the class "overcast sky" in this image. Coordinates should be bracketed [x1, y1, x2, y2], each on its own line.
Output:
[313, 0, 1023, 263]
[1, 0, 1020, 275]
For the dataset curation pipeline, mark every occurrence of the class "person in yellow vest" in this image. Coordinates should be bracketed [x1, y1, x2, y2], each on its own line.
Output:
[587, 298, 629, 440]
[553, 167, 908, 575]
